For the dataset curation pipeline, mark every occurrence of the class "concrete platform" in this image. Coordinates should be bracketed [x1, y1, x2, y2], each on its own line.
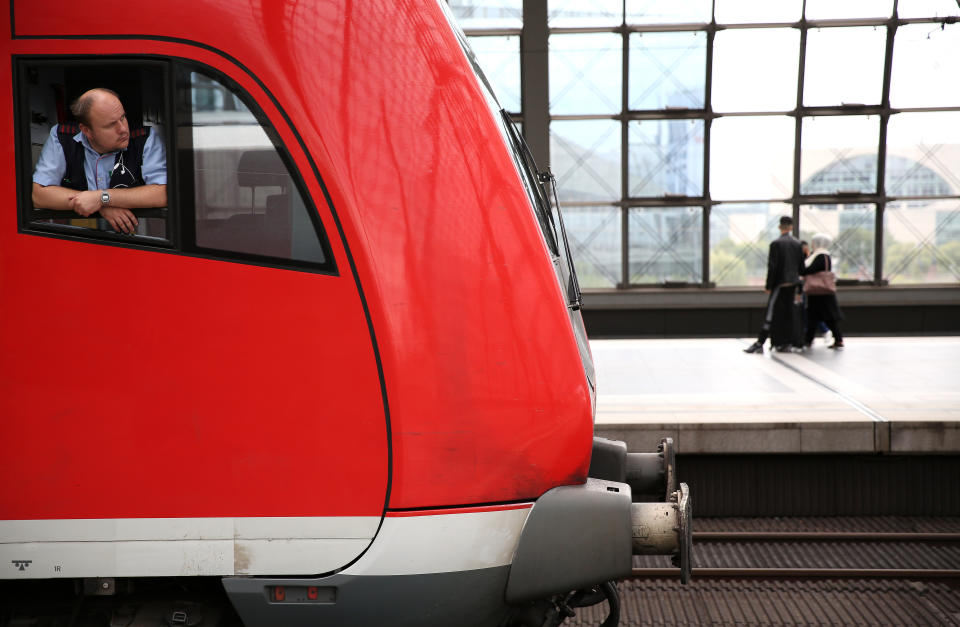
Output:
[591, 336, 960, 454]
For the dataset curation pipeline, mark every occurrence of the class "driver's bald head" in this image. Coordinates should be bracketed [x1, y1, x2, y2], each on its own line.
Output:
[70, 88, 121, 126]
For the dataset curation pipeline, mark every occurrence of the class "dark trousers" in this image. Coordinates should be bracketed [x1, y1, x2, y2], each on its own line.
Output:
[804, 312, 843, 345]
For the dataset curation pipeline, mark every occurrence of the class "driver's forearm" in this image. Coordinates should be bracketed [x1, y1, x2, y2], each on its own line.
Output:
[32, 182, 76, 210]
[107, 185, 167, 209]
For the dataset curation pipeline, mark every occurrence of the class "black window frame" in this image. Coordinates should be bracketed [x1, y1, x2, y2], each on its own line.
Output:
[14, 55, 337, 276]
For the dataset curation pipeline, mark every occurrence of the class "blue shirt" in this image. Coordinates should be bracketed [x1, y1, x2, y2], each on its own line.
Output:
[32, 124, 167, 190]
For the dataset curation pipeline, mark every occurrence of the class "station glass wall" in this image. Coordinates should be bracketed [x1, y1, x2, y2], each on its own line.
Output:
[449, 0, 960, 288]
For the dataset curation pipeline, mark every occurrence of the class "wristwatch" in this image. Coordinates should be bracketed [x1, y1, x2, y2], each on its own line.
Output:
[100, 191, 110, 206]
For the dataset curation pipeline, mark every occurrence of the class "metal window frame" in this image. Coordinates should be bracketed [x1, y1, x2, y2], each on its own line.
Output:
[461, 0, 960, 289]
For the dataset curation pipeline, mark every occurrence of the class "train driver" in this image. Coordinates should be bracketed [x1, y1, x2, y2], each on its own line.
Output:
[32, 87, 167, 235]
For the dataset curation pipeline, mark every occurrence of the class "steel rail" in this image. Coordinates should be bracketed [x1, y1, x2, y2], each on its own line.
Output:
[693, 531, 960, 542]
[629, 568, 960, 580]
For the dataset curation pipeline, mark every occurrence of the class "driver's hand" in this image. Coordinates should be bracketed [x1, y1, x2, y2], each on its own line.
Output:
[99, 207, 139, 234]
[68, 190, 104, 217]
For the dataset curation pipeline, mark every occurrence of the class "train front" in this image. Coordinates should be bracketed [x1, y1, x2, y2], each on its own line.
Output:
[224, 2, 690, 626]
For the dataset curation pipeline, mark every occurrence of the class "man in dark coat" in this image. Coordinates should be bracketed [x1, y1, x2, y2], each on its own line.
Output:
[744, 216, 804, 353]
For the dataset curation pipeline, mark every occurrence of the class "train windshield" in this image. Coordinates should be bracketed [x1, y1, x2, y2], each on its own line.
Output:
[499, 112, 582, 311]
[437, 0, 582, 310]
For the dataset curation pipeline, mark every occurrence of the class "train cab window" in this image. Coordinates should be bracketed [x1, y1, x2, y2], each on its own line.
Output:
[22, 62, 170, 242]
[18, 58, 334, 274]
[177, 69, 327, 266]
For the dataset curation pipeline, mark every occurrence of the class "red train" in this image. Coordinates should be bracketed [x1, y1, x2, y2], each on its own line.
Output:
[0, 1, 690, 625]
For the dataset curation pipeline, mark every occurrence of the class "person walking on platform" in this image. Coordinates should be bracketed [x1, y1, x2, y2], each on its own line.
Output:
[801, 233, 844, 349]
[744, 216, 804, 354]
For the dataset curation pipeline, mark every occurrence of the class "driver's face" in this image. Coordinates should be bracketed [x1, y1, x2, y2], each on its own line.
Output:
[81, 93, 129, 154]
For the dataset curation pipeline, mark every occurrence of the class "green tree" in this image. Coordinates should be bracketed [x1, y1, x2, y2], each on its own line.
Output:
[937, 241, 960, 281]
[884, 240, 914, 282]
[710, 249, 748, 285]
[835, 227, 874, 279]
[710, 238, 765, 286]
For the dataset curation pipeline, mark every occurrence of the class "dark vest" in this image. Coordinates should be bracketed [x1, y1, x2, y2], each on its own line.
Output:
[56, 124, 151, 191]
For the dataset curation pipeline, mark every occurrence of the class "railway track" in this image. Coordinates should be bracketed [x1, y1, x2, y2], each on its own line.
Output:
[630, 530, 960, 581]
[570, 519, 960, 626]
[632, 567, 960, 579]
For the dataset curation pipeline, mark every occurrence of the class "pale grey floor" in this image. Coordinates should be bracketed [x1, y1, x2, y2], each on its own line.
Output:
[592, 336, 960, 425]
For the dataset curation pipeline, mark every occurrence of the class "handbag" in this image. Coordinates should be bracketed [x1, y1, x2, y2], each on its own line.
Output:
[803, 270, 836, 295]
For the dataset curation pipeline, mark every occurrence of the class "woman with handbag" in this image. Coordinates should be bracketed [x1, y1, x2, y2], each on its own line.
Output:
[801, 233, 844, 349]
